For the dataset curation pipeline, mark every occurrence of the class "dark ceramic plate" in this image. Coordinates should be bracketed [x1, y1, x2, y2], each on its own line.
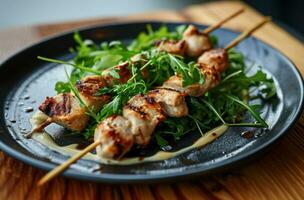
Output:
[0, 22, 303, 183]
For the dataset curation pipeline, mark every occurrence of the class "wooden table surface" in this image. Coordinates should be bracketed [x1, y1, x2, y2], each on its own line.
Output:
[1, 1, 304, 199]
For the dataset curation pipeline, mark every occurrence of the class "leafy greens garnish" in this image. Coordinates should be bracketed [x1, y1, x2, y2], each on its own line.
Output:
[38, 25, 277, 148]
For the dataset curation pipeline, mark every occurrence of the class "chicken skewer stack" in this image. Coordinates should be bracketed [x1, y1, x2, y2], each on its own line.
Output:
[32, 8, 244, 135]
[37, 17, 271, 186]
[95, 17, 271, 159]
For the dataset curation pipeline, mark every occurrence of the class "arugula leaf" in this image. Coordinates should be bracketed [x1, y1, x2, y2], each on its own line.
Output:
[167, 54, 204, 86]
[108, 68, 120, 79]
[96, 80, 147, 120]
[201, 98, 226, 124]
[83, 123, 97, 140]
[55, 81, 70, 94]
[155, 134, 169, 148]
[225, 94, 268, 128]
[92, 54, 123, 70]
[37, 56, 101, 74]
[63, 67, 99, 122]
[155, 117, 195, 141]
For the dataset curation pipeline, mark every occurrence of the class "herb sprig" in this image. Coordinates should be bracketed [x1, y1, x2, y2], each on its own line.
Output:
[167, 54, 205, 86]
[96, 80, 148, 121]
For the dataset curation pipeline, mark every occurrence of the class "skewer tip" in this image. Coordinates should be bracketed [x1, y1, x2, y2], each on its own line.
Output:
[36, 141, 101, 186]
[203, 7, 246, 34]
[37, 177, 47, 187]
[224, 16, 272, 50]
[25, 118, 53, 138]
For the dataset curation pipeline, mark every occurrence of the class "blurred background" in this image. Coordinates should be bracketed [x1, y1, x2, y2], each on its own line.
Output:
[0, 0, 303, 37]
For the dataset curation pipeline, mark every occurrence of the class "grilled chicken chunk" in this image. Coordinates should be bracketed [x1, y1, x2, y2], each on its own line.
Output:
[183, 25, 213, 57]
[198, 48, 228, 72]
[156, 25, 212, 57]
[148, 87, 188, 117]
[163, 64, 221, 97]
[39, 93, 89, 132]
[38, 76, 109, 133]
[123, 94, 165, 145]
[94, 115, 134, 159]
[76, 75, 111, 111]
[128, 53, 149, 79]
[102, 54, 149, 86]
[102, 62, 132, 86]
[157, 40, 186, 56]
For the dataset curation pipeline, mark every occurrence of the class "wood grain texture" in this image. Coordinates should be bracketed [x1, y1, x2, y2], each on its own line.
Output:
[0, 1, 304, 200]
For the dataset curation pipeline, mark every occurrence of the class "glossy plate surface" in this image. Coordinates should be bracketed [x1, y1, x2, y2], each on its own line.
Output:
[0, 22, 303, 183]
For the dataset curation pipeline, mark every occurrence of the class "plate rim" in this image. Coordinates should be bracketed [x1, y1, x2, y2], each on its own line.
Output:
[0, 21, 303, 183]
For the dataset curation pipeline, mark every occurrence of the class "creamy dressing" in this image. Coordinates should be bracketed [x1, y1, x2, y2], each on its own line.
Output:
[30, 111, 228, 165]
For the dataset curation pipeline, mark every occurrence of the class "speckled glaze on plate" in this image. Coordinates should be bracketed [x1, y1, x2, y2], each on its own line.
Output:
[0, 22, 303, 183]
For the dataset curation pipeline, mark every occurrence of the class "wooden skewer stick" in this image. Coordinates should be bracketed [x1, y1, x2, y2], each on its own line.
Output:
[225, 17, 271, 50]
[203, 7, 245, 34]
[37, 141, 101, 186]
[25, 118, 53, 138]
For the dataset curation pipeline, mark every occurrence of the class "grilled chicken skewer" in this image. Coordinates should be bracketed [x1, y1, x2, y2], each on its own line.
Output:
[37, 17, 270, 186]
[33, 9, 244, 135]
[158, 8, 244, 57]
[29, 55, 147, 136]
[94, 57, 227, 158]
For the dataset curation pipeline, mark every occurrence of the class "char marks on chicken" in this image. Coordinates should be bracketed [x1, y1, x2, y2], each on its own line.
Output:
[39, 93, 89, 132]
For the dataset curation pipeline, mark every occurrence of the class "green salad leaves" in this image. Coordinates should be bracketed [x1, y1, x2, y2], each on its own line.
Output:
[38, 25, 276, 147]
